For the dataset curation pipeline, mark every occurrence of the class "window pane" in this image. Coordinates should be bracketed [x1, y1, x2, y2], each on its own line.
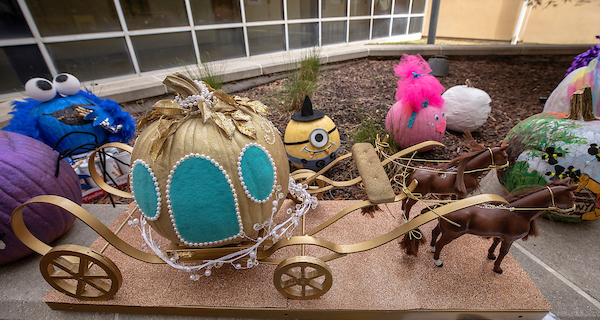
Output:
[191, 0, 241, 25]
[0, 45, 50, 94]
[372, 19, 390, 39]
[350, 0, 370, 16]
[287, 0, 317, 19]
[196, 28, 245, 61]
[121, 0, 187, 30]
[46, 38, 134, 81]
[411, 0, 426, 14]
[393, 0, 409, 14]
[322, 21, 345, 45]
[26, 0, 121, 36]
[322, 0, 346, 18]
[374, 0, 392, 15]
[288, 23, 318, 49]
[0, 0, 32, 39]
[408, 16, 423, 34]
[349, 20, 369, 42]
[244, 0, 282, 22]
[131, 32, 194, 72]
[391, 17, 407, 35]
[247, 25, 284, 56]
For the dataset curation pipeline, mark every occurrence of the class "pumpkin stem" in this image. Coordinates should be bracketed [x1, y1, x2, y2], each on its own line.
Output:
[163, 73, 207, 98]
[465, 79, 472, 87]
[568, 86, 595, 121]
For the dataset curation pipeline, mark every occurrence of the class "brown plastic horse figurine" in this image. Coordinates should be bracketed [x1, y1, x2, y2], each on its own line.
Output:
[429, 178, 577, 274]
[401, 144, 509, 217]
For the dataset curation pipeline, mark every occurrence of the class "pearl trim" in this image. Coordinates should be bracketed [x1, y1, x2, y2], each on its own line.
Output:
[137, 175, 318, 280]
[173, 80, 215, 115]
[166, 153, 244, 247]
[130, 159, 162, 221]
[237, 143, 277, 204]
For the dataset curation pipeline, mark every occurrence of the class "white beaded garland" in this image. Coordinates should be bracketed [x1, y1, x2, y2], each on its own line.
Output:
[137, 175, 317, 282]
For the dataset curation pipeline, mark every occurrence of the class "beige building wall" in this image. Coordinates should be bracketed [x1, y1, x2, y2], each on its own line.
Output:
[522, 3, 598, 44]
[422, 0, 598, 44]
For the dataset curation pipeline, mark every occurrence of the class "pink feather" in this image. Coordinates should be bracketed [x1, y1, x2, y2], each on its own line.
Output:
[393, 54, 445, 113]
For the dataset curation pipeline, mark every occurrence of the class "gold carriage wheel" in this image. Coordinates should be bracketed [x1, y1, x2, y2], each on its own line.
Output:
[273, 256, 332, 300]
[39, 244, 122, 301]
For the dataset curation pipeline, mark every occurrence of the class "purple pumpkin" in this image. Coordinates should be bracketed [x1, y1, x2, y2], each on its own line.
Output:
[0, 130, 81, 265]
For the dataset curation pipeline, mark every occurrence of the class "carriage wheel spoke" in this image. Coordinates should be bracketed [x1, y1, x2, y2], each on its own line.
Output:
[307, 279, 324, 291]
[50, 257, 77, 276]
[281, 278, 298, 289]
[49, 269, 74, 279]
[81, 277, 111, 294]
[75, 257, 88, 296]
[284, 269, 300, 280]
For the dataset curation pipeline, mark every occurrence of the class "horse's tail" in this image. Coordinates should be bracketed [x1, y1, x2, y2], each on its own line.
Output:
[522, 219, 540, 241]
[400, 227, 425, 256]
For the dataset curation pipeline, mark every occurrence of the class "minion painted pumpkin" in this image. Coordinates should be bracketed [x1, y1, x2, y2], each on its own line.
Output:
[131, 74, 289, 248]
[385, 54, 446, 152]
[283, 96, 340, 171]
[3, 74, 135, 155]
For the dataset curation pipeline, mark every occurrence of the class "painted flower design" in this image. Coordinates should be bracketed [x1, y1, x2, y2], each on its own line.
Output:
[588, 143, 600, 161]
[545, 165, 566, 181]
[567, 166, 582, 183]
[542, 147, 563, 165]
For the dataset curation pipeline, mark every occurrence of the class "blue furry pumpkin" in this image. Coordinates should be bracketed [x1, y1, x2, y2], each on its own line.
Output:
[4, 75, 135, 154]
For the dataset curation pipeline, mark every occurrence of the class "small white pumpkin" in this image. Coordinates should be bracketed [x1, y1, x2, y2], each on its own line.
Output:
[443, 79, 491, 133]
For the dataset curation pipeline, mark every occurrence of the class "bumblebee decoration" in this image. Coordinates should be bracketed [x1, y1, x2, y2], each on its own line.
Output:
[283, 96, 340, 171]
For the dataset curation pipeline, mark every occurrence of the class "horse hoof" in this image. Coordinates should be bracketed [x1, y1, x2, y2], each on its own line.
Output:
[488, 254, 496, 260]
[430, 246, 436, 253]
[434, 259, 443, 267]
[494, 269, 503, 274]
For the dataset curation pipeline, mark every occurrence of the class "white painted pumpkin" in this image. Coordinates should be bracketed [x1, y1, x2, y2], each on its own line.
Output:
[443, 80, 491, 133]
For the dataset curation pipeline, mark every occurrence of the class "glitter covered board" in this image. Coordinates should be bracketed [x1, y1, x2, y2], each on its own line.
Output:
[43, 201, 551, 319]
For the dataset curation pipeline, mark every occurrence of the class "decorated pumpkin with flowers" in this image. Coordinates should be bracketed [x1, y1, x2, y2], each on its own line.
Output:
[385, 54, 446, 152]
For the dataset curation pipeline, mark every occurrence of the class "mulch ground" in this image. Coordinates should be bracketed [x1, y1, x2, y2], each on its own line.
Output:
[234, 55, 573, 200]
[97, 55, 573, 204]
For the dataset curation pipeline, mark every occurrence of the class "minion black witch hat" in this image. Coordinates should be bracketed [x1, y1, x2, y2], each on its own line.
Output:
[291, 96, 325, 122]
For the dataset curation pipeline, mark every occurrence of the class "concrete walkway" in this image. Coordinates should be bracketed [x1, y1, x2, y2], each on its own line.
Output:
[1, 171, 599, 320]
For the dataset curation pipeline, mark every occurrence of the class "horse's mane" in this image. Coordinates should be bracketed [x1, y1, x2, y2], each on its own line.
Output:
[505, 180, 569, 203]
[437, 131, 487, 196]
[438, 147, 487, 196]
[505, 180, 570, 240]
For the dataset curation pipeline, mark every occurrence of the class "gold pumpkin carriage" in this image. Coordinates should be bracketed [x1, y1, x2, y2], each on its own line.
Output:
[11, 140, 507, 301]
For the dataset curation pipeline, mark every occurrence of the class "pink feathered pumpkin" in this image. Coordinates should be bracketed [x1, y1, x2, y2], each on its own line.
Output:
[385, 54, 446, 151]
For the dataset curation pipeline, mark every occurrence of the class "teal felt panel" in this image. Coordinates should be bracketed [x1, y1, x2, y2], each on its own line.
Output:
[241, 146, 274, 201]
[132, 163, 159, 219]
[170, 157, 239, 243]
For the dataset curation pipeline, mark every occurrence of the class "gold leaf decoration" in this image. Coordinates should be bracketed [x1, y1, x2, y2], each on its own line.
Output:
[150, 118, 178, 159]
[140, 74, 272, 155]
[212, 112, 236, 138]
[234, 119, 257, 139]
[234, 96, 270, 115]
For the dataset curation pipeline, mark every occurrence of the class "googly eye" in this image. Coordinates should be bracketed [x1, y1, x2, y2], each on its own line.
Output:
[25, 78, 56, 102]
[434, 115, 439, 120]
[441, 111, 445, 117]
[53, 73, 80, 95]
[309, 128, 329, 148]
